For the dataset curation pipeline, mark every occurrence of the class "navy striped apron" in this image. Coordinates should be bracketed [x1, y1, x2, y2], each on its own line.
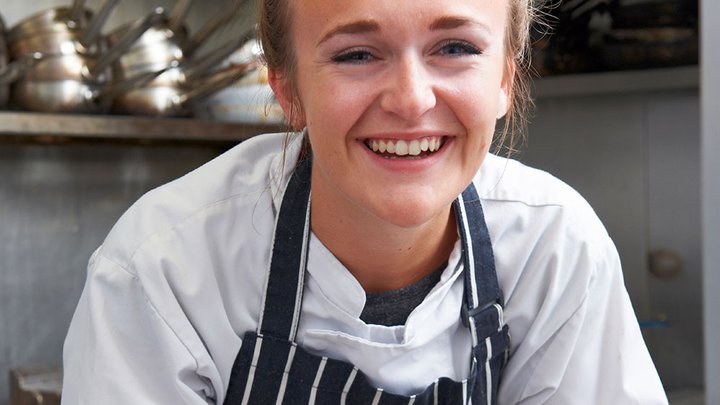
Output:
[224, 157, 510, 405]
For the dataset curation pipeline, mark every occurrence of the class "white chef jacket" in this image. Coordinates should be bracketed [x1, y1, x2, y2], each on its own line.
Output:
[62, 132, 668, 404]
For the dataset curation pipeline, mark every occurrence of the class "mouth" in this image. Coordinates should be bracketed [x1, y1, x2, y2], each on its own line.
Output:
[363, 136, 447, 159]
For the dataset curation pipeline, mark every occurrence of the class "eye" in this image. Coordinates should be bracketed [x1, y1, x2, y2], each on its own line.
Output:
[332, 48, 376, 64]
[436, 40, 482, 57]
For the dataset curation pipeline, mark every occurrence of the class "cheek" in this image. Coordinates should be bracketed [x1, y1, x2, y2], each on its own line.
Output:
[303, 78, 374, 133]
[450, 78, 503, 128]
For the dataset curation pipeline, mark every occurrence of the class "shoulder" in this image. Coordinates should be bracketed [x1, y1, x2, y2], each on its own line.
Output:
[476, 153, 620, 344]
[476, 154, 597, 216]
[98, 132, 291, 273]
[68, 134, 302, 400]
[475, 154, 610, 247]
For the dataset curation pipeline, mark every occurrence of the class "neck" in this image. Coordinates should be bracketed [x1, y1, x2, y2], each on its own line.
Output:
[311, 184, 458, 294]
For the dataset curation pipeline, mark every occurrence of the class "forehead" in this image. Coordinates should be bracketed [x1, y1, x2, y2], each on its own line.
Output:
[288, 0, 509, 37]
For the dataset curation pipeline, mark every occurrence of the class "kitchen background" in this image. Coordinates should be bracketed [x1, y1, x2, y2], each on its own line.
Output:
[0, 0, 717, 404]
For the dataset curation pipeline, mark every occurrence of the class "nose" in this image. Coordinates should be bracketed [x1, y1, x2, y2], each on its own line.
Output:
[379, 54, 437, 120]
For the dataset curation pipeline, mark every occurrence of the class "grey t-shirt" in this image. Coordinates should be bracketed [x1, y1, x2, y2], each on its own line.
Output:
[360, 264, 446, 326]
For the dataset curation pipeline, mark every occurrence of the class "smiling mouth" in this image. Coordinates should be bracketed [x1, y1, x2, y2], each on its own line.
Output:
[364, 136, 446, 158]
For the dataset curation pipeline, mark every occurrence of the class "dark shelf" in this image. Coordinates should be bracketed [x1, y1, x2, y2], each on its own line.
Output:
[0, 111, 285, 146]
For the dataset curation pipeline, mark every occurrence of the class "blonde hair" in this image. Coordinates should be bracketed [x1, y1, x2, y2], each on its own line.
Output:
[259, 0, 544, 154]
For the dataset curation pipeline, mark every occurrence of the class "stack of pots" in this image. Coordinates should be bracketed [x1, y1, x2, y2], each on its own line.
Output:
[0, 12, 42, 108]
[4, 0, 167, 113]
[193, 37, 285, 124]
[0, 13, 8, 107]
[109, 0, 259, 117]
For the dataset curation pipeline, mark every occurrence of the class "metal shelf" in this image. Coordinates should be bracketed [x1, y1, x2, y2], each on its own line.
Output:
[533, 66, 699, 98]
[0, 111, 284, 145]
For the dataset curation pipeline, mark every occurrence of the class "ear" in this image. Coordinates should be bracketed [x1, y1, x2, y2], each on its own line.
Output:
[268, 69, 306, 129]
[496, 58, 515, 120]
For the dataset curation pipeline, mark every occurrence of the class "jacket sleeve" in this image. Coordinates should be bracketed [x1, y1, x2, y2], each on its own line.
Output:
[514, 239, 668, 405]
[62, 250, 217, 404]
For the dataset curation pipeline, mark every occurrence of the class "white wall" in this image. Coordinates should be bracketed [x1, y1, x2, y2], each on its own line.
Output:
[522, 85, 703, 391]
[701, 0, 720, 402]
[0, 144, 222, 404]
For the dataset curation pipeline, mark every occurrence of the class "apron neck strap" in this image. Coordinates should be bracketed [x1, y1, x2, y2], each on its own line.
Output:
[257, 156, 313, 340]
[257, 156, 504, 341]
[453, 186, 504, 327]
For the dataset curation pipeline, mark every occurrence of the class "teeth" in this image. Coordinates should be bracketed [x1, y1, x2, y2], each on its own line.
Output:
[395, 140, 408, 156]
[367, 136, 444, 157]
[408, 139, 421, 156]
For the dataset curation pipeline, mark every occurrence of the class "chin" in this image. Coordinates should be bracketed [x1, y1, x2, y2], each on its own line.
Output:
[368, 192, 455, 230]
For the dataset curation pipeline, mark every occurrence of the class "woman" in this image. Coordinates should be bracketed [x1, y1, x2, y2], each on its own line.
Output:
[62, 0, 668, 403]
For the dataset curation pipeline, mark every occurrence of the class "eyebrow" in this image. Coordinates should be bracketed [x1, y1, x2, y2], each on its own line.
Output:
[318, 20, 380, 44]
[429, 16, 491, 34]
[317, 15, 491, 45]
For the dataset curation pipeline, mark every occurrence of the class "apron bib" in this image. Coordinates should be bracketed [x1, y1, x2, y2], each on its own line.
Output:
[224, 157, 510, 405]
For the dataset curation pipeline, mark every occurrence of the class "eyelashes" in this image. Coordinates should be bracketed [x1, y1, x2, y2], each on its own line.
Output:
[332, 48, 375, 64]
[330, 40, 483, 65]
[435, 40, 482, 57]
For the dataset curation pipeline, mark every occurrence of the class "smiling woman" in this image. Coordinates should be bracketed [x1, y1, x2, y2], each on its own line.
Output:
[276, 0, 511, 292]
[61, 0, 669, 404]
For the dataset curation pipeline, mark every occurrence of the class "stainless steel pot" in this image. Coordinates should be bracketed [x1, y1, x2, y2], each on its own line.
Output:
[8, 29, 94, 59]
[7, 0, 119, 53]
[0, 53, 43, 105]
[1, 13, 8, 106]
[193, 65, 285, 124]
[110, 37, 184, 73]
[6, 7, 91, 42]
[111, 33, 256, 87]
[11, 79, 106, 113]
[113, 61, 187, 87]
[112, 62, 256, 117]
[106, 0, 244, 70]
[10, 61, 175, 113]
[18, 53, 99, 81]
[9, 8, 169, 113]
[11, 7, 165, 83]
[194, 83, 285, 124]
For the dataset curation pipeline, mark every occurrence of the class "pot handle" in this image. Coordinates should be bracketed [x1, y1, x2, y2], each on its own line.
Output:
[183, 0, 246, 56]
[183, 27, 256, 81]
[67, 0, 87, 29]
[178, 61, 258, 106]
[167, 0, 193, 33]
[79, 0, 121, 49]
[0, 53, 43, 84]
[96, 60, 180, 101]
[86, 7, 167, 80]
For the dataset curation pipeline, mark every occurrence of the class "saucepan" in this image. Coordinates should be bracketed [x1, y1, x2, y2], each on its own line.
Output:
[6, 1, 91, 41]
[7, 0, 120, 56]
[192, 37, 285, 124]
[111, 31, 255, 86]
[111, 61, 257, 117]
[11, 60, 177, 114]
[0, 53, 44, 107]
[3, 0, 120, 111]
[10, 8, 168, 113]
[194, 65, 285, 124]
[1, 13, 8, 106]
[106, 0, 244, 73]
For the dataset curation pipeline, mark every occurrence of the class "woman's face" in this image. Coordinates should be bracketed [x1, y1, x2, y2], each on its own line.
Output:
[273, 0, 512, 229]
